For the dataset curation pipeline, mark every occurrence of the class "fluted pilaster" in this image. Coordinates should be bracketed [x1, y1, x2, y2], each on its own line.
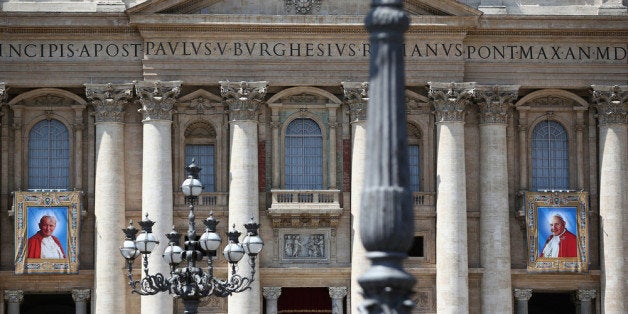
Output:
[221, 80, 267, 314]
[429, 81, 474, 314]
[136, 80, 182, 314]
[85, 83, 134, 314]
[591, 84, 627, 314]
[475, 84, 518, 314]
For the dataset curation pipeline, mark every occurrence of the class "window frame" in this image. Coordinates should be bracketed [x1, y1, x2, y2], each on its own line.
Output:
[26, 118, 73, 191]
[280, 115, 328, 190]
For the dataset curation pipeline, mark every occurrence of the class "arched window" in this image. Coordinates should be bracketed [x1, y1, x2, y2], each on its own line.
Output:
[531, 120, 569, 191]
[285, 118, 323, 190]
[28, 119, 70, 190]
[408, 123, 422, 192]
[184, 121, 216, 192]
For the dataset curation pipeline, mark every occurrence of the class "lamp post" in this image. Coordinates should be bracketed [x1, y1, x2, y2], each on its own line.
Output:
[120, 159, 264, 314]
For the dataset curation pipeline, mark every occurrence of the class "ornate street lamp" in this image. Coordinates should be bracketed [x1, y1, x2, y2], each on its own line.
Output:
[120, 159, 264, 314]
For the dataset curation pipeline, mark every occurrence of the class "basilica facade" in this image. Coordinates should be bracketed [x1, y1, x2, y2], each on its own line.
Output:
[0, 1, 626, 313]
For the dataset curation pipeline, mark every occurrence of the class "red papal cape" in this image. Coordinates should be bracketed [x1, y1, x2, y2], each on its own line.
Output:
[27, 231, 66, 258]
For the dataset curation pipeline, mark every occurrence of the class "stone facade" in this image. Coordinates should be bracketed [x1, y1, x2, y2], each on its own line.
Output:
[0, 1, 626, 314]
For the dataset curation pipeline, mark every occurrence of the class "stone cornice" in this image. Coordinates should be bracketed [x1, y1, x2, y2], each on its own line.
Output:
[85, 83, 134, 123]
[136, 80, 182, 122]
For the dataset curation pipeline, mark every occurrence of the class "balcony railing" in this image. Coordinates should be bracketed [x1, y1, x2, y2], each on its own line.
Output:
[268, 189, 343, 228]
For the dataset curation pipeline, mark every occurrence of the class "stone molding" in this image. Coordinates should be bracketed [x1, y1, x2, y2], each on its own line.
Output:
[591, 85, 628, 125]
[576, 289, 597, 302]
[285, 0, 322, 15]
[136, 80, 182, 122]
[429, 82, 475, 122]
[85, 83, 134, 123]
[262, 287, 282, 299]
[342, 82, 369, 122]
[0, 83, 6, 104]
[4, 290, 24, 304]
[475, 85, 519, 124]
[513, 288, 533, 301]
[328, 286, 348, 299]
[220, 81, 268, 121]
[72, 289, 91, 302]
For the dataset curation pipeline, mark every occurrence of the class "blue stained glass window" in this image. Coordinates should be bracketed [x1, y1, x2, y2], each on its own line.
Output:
[285, 118, 323, 190]
[28, 119, 70, 190]
[531, 120, 569, 190]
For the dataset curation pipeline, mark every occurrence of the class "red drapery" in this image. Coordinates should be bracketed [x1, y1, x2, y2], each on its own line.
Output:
[277, 287, 332, 314]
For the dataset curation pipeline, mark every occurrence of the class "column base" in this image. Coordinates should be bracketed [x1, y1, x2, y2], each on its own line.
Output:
[478, 6, 507, 14]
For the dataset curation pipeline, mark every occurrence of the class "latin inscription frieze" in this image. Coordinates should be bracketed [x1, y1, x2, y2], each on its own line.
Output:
[0, 40, 625, 63]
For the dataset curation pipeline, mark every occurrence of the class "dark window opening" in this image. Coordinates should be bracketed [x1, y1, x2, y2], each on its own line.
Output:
[21, 293, 82, 314]
[408, 236, 424, 257]
[528, 292, 577, 314]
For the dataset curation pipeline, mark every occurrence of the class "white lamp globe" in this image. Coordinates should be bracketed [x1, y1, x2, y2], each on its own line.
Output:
[136, 231, 159, 254]
[119, 240, 140, 259]
[199, 231, 222, 251]
[242, 235, 264, 255]
[181, 176, 203, 197]
[162, 244, 183, 265]
[223, 243, 245, 263]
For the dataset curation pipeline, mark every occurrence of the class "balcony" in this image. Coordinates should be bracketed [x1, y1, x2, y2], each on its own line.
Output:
[268, 190, 343, 228]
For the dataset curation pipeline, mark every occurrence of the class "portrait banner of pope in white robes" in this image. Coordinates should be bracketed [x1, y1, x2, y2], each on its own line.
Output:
[13, 191, 81, 274]
[524, 191, 589, 273]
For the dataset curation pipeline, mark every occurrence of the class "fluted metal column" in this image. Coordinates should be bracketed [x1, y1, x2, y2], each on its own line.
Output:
[221, 81, 268, 314]
[591, 85, 627, 314]
[85, 83, 133, 314]
[343, 81, 369, 312]
[358, 1, 415, 313]
[136, 80, 182, 314]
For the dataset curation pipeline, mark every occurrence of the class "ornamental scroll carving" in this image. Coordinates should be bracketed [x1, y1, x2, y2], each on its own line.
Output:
[513, 288, 533, 301]
[220, 81, 268, 121]
[262, 287, 282, 299]
[576, 289, 597, 302]
[591, 85, 628, 125]
[328, 286, 348, 299]
[71, 289, 91, 302]
[475, 85, 519, 125]
[285, 0, 322, 15]
[136, 81, 182, 121]
[4, 290, 24, 304]
[85, 83, 134, 123]
[342, 81, 369, 122]
[0, 83, 7, 104]
[429, 82, 475, 122]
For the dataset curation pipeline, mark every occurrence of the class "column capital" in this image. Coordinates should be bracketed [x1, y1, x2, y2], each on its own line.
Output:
[429, 82, 475, 122]
[0, 82, 7, 104]
[262, 286, 282, 299]
[220, 81, 268, 121]
[328, 286, 348, 299]
[4, 290, 24, 304]
[136, 80, 182, 122]
[342, 81, 369, 122]
[85, 83, 134, 123]
[591, 85, 627, 125]
[576, 289, 597, 302]
[513, 288, 533, 301]
[72, 289, 91, 302]
[475, 85, 519, 125]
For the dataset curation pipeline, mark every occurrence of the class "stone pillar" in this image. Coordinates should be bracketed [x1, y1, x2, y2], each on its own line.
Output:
[262, 287, 281, 314]
[327, 104, 339, 189]
[269, 105, 281, 188]
[478, 0, 506, 14]
[221, 81, 268, 314]
[513, 288, 532, 314]
[576, 289, 597, 314]
[85, 83, 133, 314]
[342, 81, 369, 312]
[475, 85, 519, 314]
[591, 85, 627, 314]
[329, 286, 347, 314]
[72, 289, 91, 314]
[575, 109, 586, 189]
[429, 82, 474, 314]
[4, 290, 23, 314]
[136, 80, 182, 314]
[517, 108, 529, 190]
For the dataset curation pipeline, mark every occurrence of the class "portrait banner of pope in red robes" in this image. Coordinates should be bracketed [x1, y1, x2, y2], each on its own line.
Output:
[524, 191, 588, 273]
[13, 191, 81, 274]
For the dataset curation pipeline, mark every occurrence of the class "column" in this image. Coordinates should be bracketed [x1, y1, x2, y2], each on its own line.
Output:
[269, 105, 281, 188]
[72, 289, 91, 314]
[591, 84, 627, 314]
[85, 83, 133, 314]
[342, 81, 369, 312]
[136, 80, 182, 314]
[576, 289, 597, 314]
[262, 287, 281, 314]
[327, 104, 339, 189]
[328, 286, 347, 314]
[429, 81, 474, 314]
[478, 0, 506, 14]
[4, 290, 23, 314]
[513, 288, 532, 314]
[475, 85, 519, 314]
[221, 81, 268, 314]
